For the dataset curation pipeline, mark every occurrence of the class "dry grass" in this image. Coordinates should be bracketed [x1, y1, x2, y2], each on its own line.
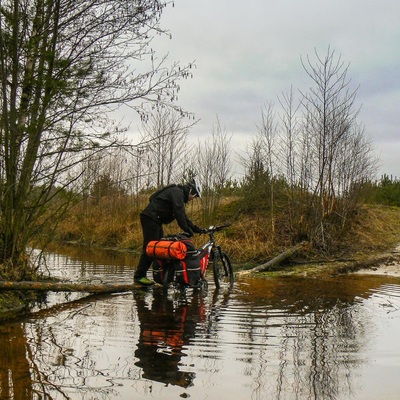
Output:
[346, 205, 400, 253]
[55, 195, 145, 250]
[53, 196, 400, 267]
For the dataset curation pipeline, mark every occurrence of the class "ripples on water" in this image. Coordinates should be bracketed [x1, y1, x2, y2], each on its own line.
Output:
[1, 248, 400, 400]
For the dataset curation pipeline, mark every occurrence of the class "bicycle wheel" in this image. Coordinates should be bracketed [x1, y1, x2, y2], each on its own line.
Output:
[213, 251, 234, 289]
[197, 278, 208, 292]
[162, 264, 174, 294]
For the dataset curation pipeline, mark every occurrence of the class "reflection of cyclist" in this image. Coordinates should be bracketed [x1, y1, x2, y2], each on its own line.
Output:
[134, 179, 204, 286]
[133, 291, 205, 387]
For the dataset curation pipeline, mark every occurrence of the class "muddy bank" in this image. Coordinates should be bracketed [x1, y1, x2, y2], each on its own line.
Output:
[252, 242, 400, 279]
[352, 243, 400, 277]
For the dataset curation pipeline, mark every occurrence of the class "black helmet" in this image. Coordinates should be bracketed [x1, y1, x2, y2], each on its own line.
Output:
[187, 178, 202, 198]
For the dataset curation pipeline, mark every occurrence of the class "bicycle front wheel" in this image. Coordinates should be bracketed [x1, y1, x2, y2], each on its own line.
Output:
[213, 251, 234, 289]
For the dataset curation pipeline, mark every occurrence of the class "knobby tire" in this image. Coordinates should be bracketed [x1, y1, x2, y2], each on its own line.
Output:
[212, 251, 234, 289]
[162, 265, 174, 294]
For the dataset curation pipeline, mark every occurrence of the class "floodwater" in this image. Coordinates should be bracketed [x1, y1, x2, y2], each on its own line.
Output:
[1, 247, 400, 400]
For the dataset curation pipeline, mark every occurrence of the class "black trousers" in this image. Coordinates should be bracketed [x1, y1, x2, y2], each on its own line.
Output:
[134, 214, 164, 279]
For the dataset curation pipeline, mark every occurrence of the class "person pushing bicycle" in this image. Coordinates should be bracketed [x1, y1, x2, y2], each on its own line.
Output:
[134, 178, 204, 286]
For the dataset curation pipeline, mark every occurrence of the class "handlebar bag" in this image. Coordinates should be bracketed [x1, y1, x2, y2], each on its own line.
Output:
[146, 240, 187, 260]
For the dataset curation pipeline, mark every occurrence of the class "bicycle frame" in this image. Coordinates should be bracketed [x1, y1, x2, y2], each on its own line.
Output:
[156, 223, 233, 292]
[188, 224, 233, 286]
[192, 229, 223, 277]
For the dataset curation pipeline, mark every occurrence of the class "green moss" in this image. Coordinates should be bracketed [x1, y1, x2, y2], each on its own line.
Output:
[0, 291, 39, 322]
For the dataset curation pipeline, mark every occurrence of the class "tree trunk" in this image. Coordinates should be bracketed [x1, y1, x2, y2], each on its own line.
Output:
[0, 281, 141, 293]
[237, 241, 307, 276]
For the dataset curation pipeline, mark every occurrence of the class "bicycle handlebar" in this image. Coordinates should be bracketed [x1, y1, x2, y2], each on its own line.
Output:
[204, 223, 232, 233]
[171, 223, 232, 239]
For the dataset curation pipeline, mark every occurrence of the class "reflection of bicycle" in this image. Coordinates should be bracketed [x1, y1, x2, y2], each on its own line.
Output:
[154, 224, 234, 293]
[133, 290, 202, 387]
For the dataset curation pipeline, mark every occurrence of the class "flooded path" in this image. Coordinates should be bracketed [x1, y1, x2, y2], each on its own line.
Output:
[1, 247, 400, 399]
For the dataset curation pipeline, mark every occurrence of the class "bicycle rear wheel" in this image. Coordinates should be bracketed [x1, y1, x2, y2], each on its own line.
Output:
[162, 264, 174, 294]
[213, 251, 234, 289]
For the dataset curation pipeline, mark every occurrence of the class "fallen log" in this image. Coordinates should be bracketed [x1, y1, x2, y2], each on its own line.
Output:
[0, 281, 140, 293]
[237, 241, 307, 276]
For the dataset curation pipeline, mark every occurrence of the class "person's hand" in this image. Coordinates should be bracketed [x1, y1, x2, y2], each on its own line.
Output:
[192, 225, 204, 234]
[185, 228, 194, 237]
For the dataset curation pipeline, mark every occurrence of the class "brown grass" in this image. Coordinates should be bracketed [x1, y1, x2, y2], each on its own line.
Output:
[53, 196, 400, 267]
[346, 205, 400, 253]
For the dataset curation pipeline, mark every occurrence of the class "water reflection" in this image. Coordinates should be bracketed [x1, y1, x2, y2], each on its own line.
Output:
[1, 249, 400, 399]
[0, 322, 34, 399]
[134, 291, 202, 387]
[198, 278, 371, 400]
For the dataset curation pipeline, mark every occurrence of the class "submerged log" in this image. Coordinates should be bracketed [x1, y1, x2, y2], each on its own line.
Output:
[237, 241, 307, 276]
[0, 281, 140, 293]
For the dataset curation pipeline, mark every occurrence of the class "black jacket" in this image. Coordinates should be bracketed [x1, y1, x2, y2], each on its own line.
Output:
[141, 185, 198, 234]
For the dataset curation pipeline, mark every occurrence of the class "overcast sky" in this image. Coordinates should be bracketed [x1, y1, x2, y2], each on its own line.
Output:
[128, 0, 400, 180]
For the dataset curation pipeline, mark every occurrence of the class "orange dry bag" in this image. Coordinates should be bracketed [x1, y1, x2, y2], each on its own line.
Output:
[146, 240, 187, 260]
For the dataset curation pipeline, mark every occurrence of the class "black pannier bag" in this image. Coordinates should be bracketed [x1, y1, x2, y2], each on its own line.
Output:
[174, 257, 202, 286]
[152, 259, 179, 285]
[174, 239, 202, 286]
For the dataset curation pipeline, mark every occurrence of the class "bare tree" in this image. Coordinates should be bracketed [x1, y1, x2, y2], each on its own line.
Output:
[278, 87, 300, 187]
[257, 102, 277, 234]
[241, 48, 376, 249]
[0, 0, 194, 272]
[299, 47, 377, 249]
[277, 87, 301, 237]
[334, 123, 377, 221]
[139, 106, 195, 188]
[300, 48, 359, 216]
[194, 116, 231, 225]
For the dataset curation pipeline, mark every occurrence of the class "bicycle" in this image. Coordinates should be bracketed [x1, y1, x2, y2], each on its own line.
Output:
[152, 223, 234, 293]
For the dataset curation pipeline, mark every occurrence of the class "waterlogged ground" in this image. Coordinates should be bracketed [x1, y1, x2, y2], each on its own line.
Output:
[1, 247, 400, 399]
